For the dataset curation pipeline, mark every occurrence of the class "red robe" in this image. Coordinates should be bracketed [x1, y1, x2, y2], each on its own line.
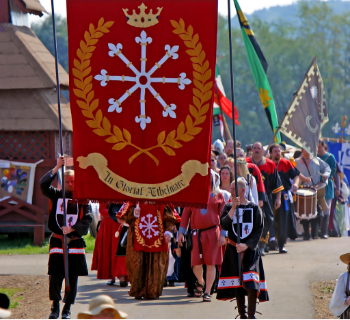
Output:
[246, 157, 284, 196]
[247, 162, 266, 201]
[91, 204, 128, 280]
[180, 193, 225, 266]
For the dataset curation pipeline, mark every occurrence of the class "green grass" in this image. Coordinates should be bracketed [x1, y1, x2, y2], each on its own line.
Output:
[0, 233, 95, 255]
[321, 286, 334, 293]
[0, 288, 23, 309]
[0, 234, 50, 255]
[84, 233, 96, 252]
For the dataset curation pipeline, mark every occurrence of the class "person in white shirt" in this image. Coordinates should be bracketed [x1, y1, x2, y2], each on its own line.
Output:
[330, 252, 350, 318]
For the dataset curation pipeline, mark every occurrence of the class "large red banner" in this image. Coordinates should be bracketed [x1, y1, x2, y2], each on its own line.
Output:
[67, 0, 218, 207]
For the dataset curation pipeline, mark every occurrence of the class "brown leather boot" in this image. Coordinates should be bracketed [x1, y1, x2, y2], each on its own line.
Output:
[247, 290, 257, 319]
[236, 295, 247, 319]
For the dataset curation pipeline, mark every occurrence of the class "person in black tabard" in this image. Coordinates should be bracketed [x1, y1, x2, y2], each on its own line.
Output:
[217, 178, 269, 318]
[40, 156, 92, 319]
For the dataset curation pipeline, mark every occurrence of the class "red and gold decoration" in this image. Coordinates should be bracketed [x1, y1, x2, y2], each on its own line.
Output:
[117, 202, 180, 252]
[67, 0, 218, 207]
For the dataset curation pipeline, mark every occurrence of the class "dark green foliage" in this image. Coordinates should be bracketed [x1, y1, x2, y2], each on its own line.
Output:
[31, 1, 350, 147]
[216, 0, 350, 147]
[31, 15, 69, 72]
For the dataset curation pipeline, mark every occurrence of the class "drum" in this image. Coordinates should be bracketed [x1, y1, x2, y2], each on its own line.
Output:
[295, 187, 317, 220]
[314, 182, 326, 199]
[314, 182, 329, 212]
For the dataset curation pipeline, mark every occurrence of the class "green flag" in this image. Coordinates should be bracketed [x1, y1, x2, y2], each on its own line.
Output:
[233, 0, 281, 143]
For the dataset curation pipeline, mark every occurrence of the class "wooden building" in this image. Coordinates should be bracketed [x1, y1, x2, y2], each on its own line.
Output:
[0, 0, 72, 245]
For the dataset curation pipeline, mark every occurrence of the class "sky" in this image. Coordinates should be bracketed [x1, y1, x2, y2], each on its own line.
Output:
[30, 0, 347, 24]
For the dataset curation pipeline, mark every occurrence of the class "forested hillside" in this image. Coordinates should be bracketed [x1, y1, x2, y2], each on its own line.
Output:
[237, 0, 350, 25]
[32, 0, 350, 147]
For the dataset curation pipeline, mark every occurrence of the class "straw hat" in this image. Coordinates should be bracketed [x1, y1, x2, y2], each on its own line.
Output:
[0, 308, 11, 319]
[77, 295, 127, 319]
[340, 253, 350, 265]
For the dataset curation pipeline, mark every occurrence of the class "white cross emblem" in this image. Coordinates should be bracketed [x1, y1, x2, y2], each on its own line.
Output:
[139, 213, 160, 239]
[95, 30, 191, 130]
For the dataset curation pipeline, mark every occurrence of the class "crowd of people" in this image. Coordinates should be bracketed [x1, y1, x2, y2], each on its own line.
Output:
[39, 138, 350, 319]
[212, 138, 350, 243]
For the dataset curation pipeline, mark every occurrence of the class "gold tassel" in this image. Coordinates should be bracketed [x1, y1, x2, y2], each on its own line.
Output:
[259, 232, 269, 244]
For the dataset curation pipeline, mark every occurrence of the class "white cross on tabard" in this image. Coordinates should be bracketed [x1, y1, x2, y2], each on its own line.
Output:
[95, 30, 191, 130]
[139, 213, 160, 239]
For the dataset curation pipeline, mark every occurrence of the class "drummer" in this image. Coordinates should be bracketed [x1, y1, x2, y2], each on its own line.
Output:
[295, 149, 331, 240]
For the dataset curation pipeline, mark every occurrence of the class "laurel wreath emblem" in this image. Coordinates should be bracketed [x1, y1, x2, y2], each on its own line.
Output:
[73, 18, 212, 166]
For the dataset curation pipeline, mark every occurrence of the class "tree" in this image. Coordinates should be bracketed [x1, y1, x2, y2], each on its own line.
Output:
[30, 2, 350, 148]
[31, 15, 69, 72]
[213, 0, 350, 147]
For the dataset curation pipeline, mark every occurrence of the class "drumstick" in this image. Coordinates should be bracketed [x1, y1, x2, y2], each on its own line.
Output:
[317, 171, 327, 177]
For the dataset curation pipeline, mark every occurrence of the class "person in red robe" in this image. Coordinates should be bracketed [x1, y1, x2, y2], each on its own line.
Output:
[178, 170, 226, 302]
[246, 142, 283, 255]
[91, 203, 128, 286]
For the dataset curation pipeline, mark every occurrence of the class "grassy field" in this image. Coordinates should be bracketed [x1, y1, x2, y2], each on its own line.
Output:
[0, 233, 95, 255]
[0, 288, 23, 309]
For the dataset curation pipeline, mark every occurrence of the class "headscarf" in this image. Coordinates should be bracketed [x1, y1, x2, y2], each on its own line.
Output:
[211, 169, 220, 195]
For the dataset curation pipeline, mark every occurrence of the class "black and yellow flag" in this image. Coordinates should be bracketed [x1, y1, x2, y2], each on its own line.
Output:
[234, 0, 281, 142]
[234, 2, 268, 73]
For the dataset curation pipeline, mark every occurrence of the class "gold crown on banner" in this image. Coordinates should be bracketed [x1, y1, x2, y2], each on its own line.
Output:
[122, 3, 163, 28]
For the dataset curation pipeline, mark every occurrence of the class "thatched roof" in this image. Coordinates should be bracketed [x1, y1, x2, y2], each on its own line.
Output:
[0, 23, 72, 131]
[0, 23, 69, 90]
[0, 89, 72, 131]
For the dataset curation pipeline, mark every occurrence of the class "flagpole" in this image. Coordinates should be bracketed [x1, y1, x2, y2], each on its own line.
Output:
[215, 54, 232, 141]
[224, 115, 233, 141]
[265, 57, 320, 156]
[340, 115, 347, 143]
[215, 84, 228, 141]
[323, 137, 350, 144]
[227, 0, 241, 284]
[265, 107, 290, 155]
[51, 0, 70, 292]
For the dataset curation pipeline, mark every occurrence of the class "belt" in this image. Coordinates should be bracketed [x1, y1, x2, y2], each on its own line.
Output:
[195, 225, 218, 259]
[228, 239, 237, 247]
[227, 239, 245, 265]
[52, 233, 81, 244]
